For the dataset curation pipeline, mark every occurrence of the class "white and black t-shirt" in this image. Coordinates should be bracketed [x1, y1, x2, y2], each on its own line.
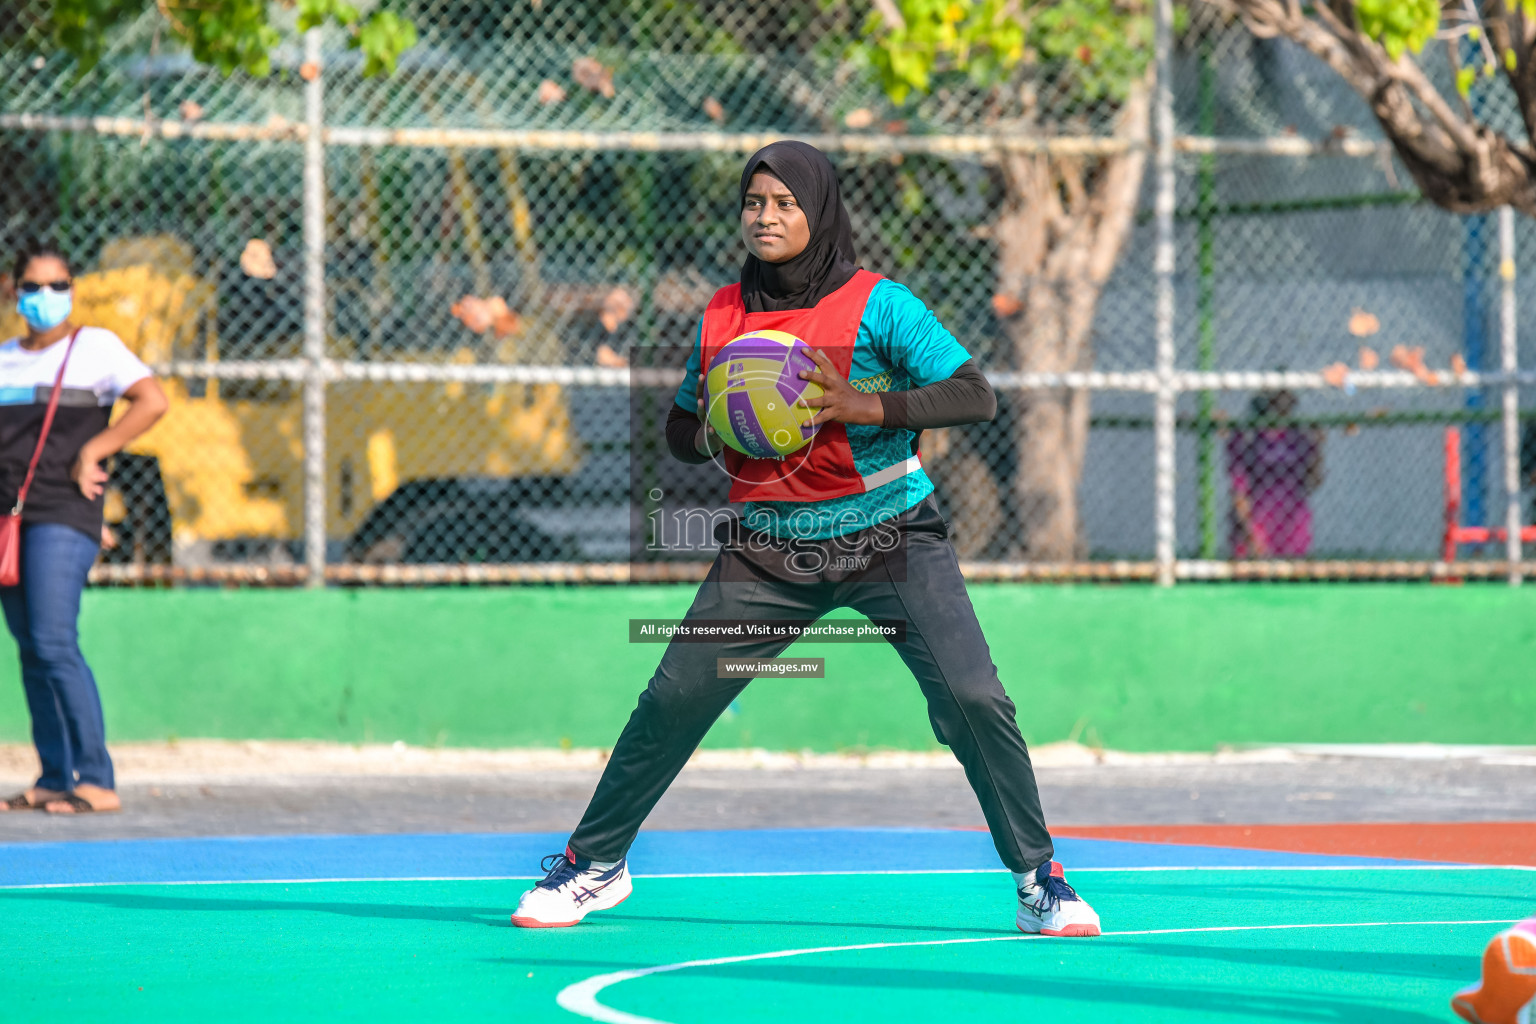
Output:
[0, 327, 152, 538]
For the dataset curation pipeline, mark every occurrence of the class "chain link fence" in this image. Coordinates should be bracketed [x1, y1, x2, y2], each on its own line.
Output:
[0, 1, 1531, 584]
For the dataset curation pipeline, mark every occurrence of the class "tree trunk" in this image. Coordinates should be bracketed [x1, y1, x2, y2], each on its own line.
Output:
[989, 85, 1150, 560]
[1004, 276, 1096, 559]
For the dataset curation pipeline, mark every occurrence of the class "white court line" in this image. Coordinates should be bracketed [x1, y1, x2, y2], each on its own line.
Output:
[556, 918, 1526, 1024]
[1, 863, 1533, 891]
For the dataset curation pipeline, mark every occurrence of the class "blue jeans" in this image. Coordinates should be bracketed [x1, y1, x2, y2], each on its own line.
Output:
[0, 522, 112, 791]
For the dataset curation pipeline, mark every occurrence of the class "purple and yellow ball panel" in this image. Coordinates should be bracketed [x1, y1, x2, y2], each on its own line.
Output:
[704, 329, 801, 372]
[721, 390, 778, 459]
[704, 330, 824, 458]
[774, 345, 818, 402]
[703, 330, 804, 374]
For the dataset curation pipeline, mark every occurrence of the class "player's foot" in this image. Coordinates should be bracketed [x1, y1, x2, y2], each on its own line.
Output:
[1016, 861, 1101, 937]
[1452, 918, 1536, 1024]
[511, 849, 632, 928]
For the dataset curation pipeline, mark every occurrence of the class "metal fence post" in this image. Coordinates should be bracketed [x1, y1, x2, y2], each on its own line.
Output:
[1154, 0, 1178, 586]
[1499, 206, 1522, 585]
[302, 28, 328, 588]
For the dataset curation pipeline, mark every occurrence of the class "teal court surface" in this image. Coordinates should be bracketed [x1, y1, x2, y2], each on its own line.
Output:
[1, 828, 1530, 1022]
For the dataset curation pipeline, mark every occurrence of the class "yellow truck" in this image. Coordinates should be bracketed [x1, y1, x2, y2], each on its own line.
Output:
[0, 236, 582, 562]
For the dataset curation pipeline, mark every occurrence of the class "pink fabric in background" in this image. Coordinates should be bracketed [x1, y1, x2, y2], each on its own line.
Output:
[1227, 427, 1318, 557]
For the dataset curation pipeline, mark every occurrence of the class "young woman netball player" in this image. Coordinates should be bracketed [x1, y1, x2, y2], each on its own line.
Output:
[512, 141, 1100, 937]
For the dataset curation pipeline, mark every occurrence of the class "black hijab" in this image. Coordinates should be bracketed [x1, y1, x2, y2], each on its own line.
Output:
[738, 141, 860, 313]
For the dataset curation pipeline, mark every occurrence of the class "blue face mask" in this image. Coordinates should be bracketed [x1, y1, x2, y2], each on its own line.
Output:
[16, 289, 72, 332]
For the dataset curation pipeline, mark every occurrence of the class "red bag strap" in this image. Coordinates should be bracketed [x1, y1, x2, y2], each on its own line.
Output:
[12, 328, 81, 516]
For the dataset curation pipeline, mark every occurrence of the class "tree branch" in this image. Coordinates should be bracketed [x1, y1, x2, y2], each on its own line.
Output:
[1214, 0, 1536, 213]
[1483, 0, 1536, 147]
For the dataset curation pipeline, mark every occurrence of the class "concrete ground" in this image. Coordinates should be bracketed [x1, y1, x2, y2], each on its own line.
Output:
[1, 741, 1533, 842]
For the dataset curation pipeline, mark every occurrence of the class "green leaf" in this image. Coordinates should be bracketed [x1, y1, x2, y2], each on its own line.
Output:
[1357, 0, 1439, 59]
[1457, 65, 1476, 96]
[297, 0, 332, 33]
[53, 0, 416, 78]
[851, 0, 1151, 106]
[350, 10, 418, 77]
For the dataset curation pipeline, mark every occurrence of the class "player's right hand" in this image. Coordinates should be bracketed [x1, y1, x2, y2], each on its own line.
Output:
[695, 372, 724, 457]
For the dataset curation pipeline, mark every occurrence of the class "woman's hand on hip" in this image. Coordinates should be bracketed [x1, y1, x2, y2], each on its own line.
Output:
[799, 349, 884, 427]
[70, 443, 110, 501]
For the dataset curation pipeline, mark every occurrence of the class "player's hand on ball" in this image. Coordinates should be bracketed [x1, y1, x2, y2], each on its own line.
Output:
[799, 349, 884, 427]
[694, 373, 725, 457]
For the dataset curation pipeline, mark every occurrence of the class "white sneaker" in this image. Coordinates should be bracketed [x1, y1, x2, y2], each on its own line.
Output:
[511, 849, 633, 928]
[1016, 860, 1101, 937]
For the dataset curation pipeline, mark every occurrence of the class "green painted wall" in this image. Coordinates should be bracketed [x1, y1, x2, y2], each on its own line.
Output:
[0, 585, 1530, 752]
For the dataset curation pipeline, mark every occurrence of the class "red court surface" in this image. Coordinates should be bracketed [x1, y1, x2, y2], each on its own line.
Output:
[1050, 822, 1536, 866]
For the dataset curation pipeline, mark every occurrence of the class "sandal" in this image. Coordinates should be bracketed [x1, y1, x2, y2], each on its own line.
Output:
[43, 785, 121, 815]
[0, 789, 66, 811]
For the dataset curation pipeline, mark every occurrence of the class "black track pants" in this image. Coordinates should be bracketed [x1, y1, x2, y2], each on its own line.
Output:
[567, 498, 1055, 874]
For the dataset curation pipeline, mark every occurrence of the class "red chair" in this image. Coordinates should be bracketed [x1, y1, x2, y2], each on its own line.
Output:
[1442, 426, 1536, 561]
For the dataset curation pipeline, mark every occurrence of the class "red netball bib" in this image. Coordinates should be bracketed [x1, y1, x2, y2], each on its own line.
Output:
[700, 269, 883, 503]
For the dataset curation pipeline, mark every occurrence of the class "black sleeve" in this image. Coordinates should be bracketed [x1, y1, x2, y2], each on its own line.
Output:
[665, 401, 715, 464]
[876, 358, 996, 431]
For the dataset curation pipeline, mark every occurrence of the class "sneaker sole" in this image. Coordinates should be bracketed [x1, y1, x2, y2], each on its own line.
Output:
[1016, 918, 1102, 937]
[1042, 923, 1102, 937]
[511, 888, 631, 929]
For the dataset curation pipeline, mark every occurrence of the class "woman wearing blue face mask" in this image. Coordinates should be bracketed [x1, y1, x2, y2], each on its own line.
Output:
[0, 243, 167, 815]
